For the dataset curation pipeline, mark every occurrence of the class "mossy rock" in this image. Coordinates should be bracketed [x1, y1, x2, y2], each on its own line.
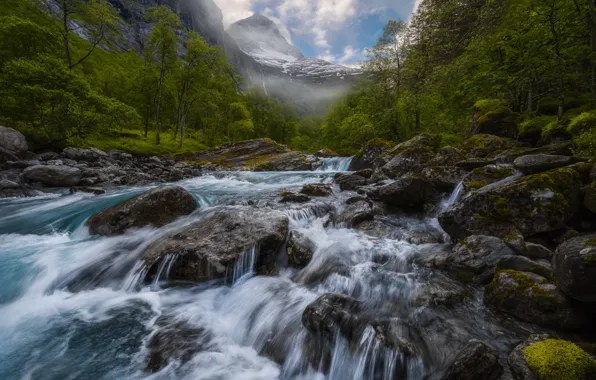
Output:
[518, 338, 596, 380]
[469, 100, 519, 139]
[379, 134, 439, 178]
[349, 138, 393, 171]
[567, 112, 596, 136]
[459, 134, 522, 159]
[462, 164, 516, 192]
[484, 270, 585, 329]
[553, 233, 596, 303]
[439, 167, 582, 241]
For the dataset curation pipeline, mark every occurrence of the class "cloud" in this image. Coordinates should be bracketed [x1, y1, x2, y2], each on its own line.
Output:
[262, 7, 293, 44]
[213, 0, 254, 27]
[317, 45, 364, 65]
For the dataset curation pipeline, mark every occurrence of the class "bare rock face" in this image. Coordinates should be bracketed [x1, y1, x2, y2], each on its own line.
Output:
[22, 165, 81, 187]
[552, 233, 596, 303]
[0, 126, 28, 162]
[141, 207, 289, 283]
[86, 186, 197, 236]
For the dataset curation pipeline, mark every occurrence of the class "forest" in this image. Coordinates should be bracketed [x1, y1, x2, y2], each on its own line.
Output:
[0, 0, 595, 156]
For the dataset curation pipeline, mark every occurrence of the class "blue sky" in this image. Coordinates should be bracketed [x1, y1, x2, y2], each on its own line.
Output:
[213, 0, 420, 65]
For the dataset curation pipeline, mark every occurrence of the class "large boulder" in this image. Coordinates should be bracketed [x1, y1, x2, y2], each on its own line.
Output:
[335, 173, 366, 191]
[349, 138, 392, 171]
[378, 134, 438, 178]
[509, 335, 596, 380]
[62, 147, 108, 162]
[440, 341, 503, 380]
[141, 207, 289, 283]
[301, 183, 333, 197]
[584, 182, 596, 214]
[552, 234, 596, 303]
[469, 104, 519, 139]
[22, 165, 81, 187]
[287, 231, 316, 268]
[367, 177, 438, 210]
[86, 186, 197, 236]
[0, 126, 28, 161]
[513, 154, 579, 175]
[458, 134, 522, 159]
[442, 235, 516, 284]
[333, 197, 374, 227]
[484, 270, 585, 329]
[420, 166, 468, 192]
[495, 255, 552, 279]
[439, 167, 583, 240]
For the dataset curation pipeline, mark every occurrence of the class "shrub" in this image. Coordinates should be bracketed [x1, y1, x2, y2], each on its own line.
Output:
[567, 111, 596, 135]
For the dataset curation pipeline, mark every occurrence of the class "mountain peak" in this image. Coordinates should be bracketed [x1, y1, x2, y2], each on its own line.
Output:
[242, 13, 276, 28]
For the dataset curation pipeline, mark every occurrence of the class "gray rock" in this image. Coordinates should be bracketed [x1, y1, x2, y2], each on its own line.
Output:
[584, 182, 596, 214]
[379, 135, 437, 178]
[507, 335, 546, 380]
[552, 233, 596, 302]
[367, 177, 437, 209]
[141, 207, 289, 283]
[301, 183, 332, 197]
[63, 147, 107, 162]
[86, 186, 197, 236]
[513, 154, 579, 174]
[420, 166, 468, 192]
[485, 270, 585, 329]
[22, 165, 81, 187]
[302, 293, 362, 340]
[0, 179, 19, 189]
[335, 173, 366, 191]
[334, 197, 374, 227]
[280, 192, 310, 203]
[444, 235, 515, 284]
[524, 242, 553, 260]
[287, 231, 316, 267]
[440, 341, 502, 380]
[0, 126, 28, 161]
[348, 140, 390, 171]
[495, 255, 552, 279]
[70, 186, 106, 195]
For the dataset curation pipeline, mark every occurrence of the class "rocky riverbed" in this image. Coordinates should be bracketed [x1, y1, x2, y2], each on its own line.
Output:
[1, 125, 595, 380]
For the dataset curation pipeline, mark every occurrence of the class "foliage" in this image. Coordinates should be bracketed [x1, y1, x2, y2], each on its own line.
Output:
[524, 339, 596, 380]
[568, 112, 596, 135]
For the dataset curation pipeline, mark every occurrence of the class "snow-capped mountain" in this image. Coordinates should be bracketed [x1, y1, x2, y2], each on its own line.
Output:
[227, 14, 361, 86]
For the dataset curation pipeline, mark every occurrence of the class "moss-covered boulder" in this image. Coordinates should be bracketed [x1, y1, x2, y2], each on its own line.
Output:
[379, 134, 438, 178]
[349, 138, 392, 171]
[86, 186, 197, 236]
[459, 134, 522, 159]
[469, 100, 519, 139]
[462, 164, 518, 192]
[335, 173, 367, 191]
[509, 335, 596, 380]
[552, 234, 596, 303]
[420, 166, 468, 192]
[513, 154, 581, 175]
[439, 167, 583, 241]
[484, 270, 585, 329]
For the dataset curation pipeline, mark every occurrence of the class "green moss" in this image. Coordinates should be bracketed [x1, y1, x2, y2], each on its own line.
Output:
[585, 239, 596, 247]
[474, 99, 508, 115]
[519, 116, 557, 136]
[366, 138, 393, 150]
[466, 181, 487, 191]
[567, 112, 596, 135]
[487, 194, 512, 217]
[524, 339, 596, 380]
[472, 165, 514, 180]
[489, 270, 552, 300]
[584, 254, 596, 264]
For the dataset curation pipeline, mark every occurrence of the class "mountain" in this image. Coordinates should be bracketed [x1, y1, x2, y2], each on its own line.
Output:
[107, 1, 359, 114]
[227, 14, 361, 113]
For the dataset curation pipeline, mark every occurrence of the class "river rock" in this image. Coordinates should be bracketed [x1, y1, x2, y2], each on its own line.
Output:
[469, 107, 518, 139]
[495, 255, 552, 279]
[484, 270, 585, 329]
[440, 341, 503, 380]
[552, 234, 596, 303]
[348, 139, 392, 171]
[22, 165, 81, 187]
[0, 126, 28, 161]
[459, 134, 522, 159]
[86, 186, 197, 236]
[0, 179, 19, 189]
[141, 207, 289, 283]
[462, 164, 518, 192]
[334, 197, 374, 227]
[524, 242, 553, 260]
[63, 147, 107, 162]
[302, 293, 362, 340]
[508, 335, 596, 380]
[420, 166, 468, 191]
[438, 167, 582, 240]
[379, 134, 438, 178]
[443, 235, 515, 284]
[301, 183, 332, 196]
[513, 154, 578, 175]
[280, 192, 310, 203]
[367, 177, 437, 210]
[146, 318, 213, 373]
[335, 173, 366, 191]
[287, 231, 316, 267]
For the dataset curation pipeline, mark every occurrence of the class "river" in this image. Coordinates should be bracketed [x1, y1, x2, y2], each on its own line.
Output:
[0, 158, 537, 380]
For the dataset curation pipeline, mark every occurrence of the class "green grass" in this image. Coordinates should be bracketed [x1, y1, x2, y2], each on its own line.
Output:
[73, 129, 209, 156]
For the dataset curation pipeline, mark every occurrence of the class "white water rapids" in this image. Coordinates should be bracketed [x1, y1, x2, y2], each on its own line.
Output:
[0, 163, 537, 380]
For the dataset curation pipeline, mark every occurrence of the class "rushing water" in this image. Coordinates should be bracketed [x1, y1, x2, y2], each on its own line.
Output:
[0, 164, 538, 380]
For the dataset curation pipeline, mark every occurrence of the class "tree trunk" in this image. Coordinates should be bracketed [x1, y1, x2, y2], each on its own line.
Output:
[154, 62, 166, 145]
[589, 0, 596, 107]
[62, 2, 72, 69]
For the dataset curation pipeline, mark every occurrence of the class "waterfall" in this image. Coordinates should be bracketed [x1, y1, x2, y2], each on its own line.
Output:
[317, 156, 354, 172]
[439, 181, 465, 212]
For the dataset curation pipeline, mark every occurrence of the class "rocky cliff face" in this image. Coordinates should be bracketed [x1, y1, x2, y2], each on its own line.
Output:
[107, 1, 358, 114]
